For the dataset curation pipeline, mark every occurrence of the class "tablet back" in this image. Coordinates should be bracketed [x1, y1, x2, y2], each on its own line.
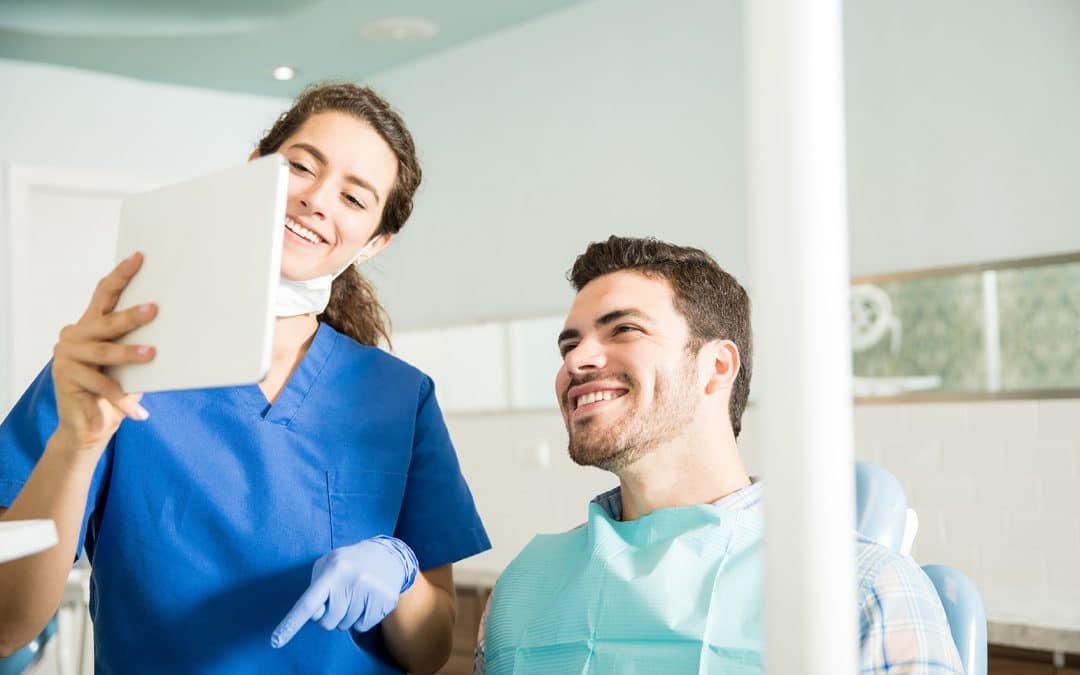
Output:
[107, 154, 288, 393]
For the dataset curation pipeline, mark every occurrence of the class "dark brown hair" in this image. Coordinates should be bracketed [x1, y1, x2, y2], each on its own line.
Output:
[568, 236, 753, 437]
[256, 82, 422, 347]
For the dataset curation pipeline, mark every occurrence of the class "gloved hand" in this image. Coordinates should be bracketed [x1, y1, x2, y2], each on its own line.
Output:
[271, 535, 418, 648]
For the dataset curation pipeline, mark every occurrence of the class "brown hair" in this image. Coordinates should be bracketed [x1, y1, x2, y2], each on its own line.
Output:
[256, 82, 422, 347]
[568, 236, 753, 437]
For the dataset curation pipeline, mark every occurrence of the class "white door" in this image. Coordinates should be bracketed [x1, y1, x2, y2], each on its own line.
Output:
[2, 165, 161, 414]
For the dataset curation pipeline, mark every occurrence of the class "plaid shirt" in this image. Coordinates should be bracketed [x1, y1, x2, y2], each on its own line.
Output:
[474, 482, 963, 674]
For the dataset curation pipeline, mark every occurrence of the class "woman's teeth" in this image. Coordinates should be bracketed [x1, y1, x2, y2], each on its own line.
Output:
[285, 217, 324, 244]
[576, 390, 620, 409]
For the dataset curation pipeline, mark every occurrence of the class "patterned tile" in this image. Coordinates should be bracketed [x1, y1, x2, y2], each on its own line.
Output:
[853, 259, 1080, 394]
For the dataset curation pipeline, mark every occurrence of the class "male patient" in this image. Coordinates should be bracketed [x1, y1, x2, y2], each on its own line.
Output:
[475, 236, 962, 673]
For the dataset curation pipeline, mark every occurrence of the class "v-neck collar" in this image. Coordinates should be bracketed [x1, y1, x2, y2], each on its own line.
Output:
[238, 321, 338, 426]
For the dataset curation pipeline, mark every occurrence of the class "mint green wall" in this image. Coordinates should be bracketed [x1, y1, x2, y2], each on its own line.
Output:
[369, 0, 745, 330]
[2, 0, 1078, 335]
[845, 0, 1080, 276]
[0, 58, 287, 176]
[368, 0, 1080, 330]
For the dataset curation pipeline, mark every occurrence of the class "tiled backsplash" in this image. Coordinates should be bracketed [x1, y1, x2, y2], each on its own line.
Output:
[997, 263, 1080, 391]
[853, 274, 987, 390]
[857, 398, 1080, 630]
[449, 398, 1080, 631]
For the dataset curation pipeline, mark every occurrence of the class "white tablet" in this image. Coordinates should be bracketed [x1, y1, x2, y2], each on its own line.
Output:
[107, 154, 288, 393]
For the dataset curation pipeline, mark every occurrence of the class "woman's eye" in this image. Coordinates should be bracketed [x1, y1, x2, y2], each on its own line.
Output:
[289, 161, 312, 174]
[344, 194, 366, 209]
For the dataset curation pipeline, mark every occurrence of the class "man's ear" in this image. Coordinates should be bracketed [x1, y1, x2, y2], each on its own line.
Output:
[704, 340, 741, 396]
[354, 233, 394, 264]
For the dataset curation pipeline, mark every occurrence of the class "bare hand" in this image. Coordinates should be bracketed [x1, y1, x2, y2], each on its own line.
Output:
[51, 252, 157, 455]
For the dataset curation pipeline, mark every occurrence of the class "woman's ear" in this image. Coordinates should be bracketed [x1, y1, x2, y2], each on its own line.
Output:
[354, 233, 394, 264]
[704, 340, 741, 396]
[248, 149, 260, 161]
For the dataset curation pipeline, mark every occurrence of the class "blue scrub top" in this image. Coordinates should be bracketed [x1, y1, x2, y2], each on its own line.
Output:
[0, 322, 490, 674]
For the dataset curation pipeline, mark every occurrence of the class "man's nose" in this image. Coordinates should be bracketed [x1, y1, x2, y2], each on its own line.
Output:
[564, 337, 606, 374]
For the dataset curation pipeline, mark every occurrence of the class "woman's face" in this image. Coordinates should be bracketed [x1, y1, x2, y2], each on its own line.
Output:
[275, 110, 398, 281]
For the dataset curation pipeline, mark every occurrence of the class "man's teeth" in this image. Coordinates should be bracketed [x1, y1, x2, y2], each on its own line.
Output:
[285, 217, 324, 244]
[576, 390, 619, 409]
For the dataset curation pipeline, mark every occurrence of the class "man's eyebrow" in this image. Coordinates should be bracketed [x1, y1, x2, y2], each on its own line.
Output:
[287, 142, 382, 205]
[557, 328, 580, 345]
[557, 308, 652, 346]
[596, 308, 650, 326]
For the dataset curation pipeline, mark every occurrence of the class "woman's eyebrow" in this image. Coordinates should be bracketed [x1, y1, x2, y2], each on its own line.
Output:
[287, 142, 382, 204]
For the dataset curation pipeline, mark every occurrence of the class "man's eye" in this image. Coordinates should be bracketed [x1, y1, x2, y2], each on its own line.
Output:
[559, 343, 577, 357]
[614, 325, 639, 335]
[344, 194, 366, 209]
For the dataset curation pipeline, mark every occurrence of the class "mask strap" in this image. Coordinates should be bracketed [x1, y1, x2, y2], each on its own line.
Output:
[333, 235, 382, 278]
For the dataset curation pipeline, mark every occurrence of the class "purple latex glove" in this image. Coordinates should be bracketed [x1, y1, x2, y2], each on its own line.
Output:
[271, 535, 418, 648]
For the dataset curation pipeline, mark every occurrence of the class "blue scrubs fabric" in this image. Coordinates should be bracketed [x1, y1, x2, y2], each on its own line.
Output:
[0, 322, 490, 674]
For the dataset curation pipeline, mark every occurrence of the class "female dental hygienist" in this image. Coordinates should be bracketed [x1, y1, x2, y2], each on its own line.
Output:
[0, 83, 490, 674]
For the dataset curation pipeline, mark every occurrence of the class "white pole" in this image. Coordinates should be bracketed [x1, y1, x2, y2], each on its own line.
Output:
[745, 1, 857, 674]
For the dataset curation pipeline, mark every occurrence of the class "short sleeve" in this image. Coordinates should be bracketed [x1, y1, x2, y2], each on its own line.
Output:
[858, 555, 964, 674]
[0, 361, 112, 559]
[393, 376, 490, 569]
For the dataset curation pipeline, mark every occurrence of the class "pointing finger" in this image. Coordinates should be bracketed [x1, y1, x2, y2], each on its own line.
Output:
[271, 578, 331, 648]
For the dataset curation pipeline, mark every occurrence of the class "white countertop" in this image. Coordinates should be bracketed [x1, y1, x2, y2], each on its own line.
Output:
[0, 519, 58, 563]
[453, 567, 500, 589]
[989, 621, 1080, 653]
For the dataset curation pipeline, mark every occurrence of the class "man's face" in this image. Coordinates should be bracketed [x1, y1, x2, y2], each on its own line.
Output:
[555, 270, 702, 472]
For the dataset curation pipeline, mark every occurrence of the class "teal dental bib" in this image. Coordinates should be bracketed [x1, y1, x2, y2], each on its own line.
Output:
[486, 499, 765, 674]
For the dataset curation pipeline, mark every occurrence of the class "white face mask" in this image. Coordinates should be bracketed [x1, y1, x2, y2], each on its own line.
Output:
[275, 238, 379, 318]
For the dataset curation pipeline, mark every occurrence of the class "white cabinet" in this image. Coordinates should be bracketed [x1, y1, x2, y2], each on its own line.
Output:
[392, 315, 565, 414]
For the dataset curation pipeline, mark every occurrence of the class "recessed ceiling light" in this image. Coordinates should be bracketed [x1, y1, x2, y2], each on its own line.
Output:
[360, 17, 439, 42]
[272, 66, 295, 81]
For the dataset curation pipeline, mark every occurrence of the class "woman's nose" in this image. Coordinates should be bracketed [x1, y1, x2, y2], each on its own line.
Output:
[297, 181, 330, 217]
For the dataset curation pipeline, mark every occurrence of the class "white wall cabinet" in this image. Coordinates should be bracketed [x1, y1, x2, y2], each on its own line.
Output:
[392, 316, 564, 414]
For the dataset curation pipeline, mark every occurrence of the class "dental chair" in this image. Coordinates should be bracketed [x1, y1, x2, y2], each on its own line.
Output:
[0, 616, 57, 675]
[854, 461, 987, 675]
[854, 462, 910, 553]
[0, 564, 91, 675]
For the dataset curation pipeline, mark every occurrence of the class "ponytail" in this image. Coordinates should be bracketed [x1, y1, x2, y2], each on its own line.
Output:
[319, 266, 391, 348]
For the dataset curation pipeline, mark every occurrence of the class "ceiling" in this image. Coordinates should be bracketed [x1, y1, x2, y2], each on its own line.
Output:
[0, 0, 583, 97]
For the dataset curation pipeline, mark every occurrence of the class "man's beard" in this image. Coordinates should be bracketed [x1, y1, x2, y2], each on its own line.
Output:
[566, 354, 699, 473]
